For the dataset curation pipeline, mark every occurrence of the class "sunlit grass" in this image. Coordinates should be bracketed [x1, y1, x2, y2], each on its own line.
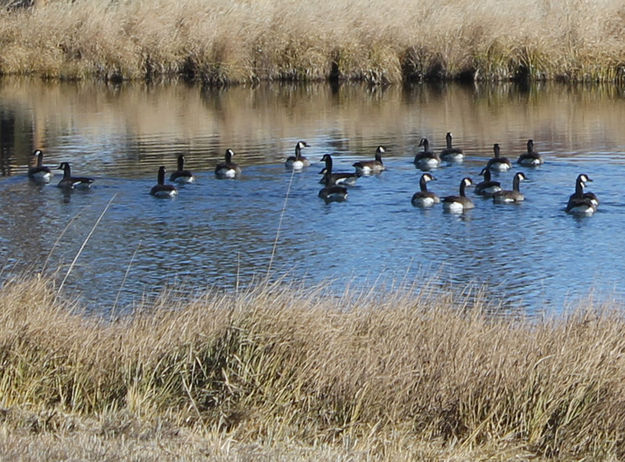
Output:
[1, 0, 625, 84]
[1, 274, 625, 459]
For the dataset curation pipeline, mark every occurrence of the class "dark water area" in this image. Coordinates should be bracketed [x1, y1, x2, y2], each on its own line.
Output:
[1, 78, 625, 315]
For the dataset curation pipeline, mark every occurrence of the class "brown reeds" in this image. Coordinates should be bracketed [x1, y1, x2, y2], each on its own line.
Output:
[1, 0, 625, 84]
[1, 275, 625, 459]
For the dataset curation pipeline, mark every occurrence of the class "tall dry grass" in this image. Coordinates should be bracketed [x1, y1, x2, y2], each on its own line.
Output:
[1, 0, 625, 84]
[1, 275, 625, 459]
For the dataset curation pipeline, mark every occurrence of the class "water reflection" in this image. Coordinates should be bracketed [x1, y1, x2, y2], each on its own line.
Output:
[1, 78, 625, 315]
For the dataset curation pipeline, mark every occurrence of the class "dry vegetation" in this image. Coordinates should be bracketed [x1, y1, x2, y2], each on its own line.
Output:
[1, 0, 625, 84]
[0, 275, 625, 460]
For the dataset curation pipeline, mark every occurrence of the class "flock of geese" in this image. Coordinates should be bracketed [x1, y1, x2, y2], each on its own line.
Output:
[26, 134, 600, 216]
[317, 135, 599, 216]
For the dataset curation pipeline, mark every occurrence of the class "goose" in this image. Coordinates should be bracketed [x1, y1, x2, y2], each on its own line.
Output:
[319, 154, 358, 186]
[318, 170, 348, 202]
[570, 173, 599, 207]
[443, 177, 474, 212]
[493, 172, 527, 203]
[56, 162, 94, 190]
[474, 167, 502, 197]
[411, 173, 440, 208]
[170, 154, 195, 183]
[517, 139, 544, 166]
[566, 174, 597, 215]
[28, 149, 52, 183]
[486, 143, 512, 172]
[353, 146, 386, 175]
[440, 132, 464, 163]
[414, 138, 441, 170]
[285, 141, 310, 170]
[150, 166, 177, 198]
[215, 149, 242, 179]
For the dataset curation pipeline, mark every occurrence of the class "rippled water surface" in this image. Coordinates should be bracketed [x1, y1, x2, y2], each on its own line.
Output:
[2, 79, 625, 315]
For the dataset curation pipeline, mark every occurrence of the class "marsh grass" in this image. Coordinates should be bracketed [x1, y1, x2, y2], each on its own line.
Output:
[1, 275, 625, 460]
[1, 0, 625, 84]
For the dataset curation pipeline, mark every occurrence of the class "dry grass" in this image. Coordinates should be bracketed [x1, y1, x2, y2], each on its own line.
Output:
[1, 275, 625, 460]
[1, 0, 625, 84]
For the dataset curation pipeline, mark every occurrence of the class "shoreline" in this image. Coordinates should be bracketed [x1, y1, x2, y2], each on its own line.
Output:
[1, 0, 625, 85]
[1, 276, 624, 459]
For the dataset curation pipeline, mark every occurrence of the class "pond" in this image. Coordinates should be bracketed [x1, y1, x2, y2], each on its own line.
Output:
[1, 78, 625, 315]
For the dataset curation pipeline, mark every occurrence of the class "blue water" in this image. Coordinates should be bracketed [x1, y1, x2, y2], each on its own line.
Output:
[1, 79, 625, 315]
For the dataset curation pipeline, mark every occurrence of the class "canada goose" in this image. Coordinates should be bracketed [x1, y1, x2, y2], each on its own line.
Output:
[493, 172, 527, 203]
[440, 132, 464, 163]
[215, 149, 242, 179]
[285, 141, 310, 170]
[517, 139, 544, 166]
[56, 162, 94, 190]
[319, 154, 358, 186]
[411, 173, 440, 208]
[486, 144, 512, 172]
[28, 149, 52, 183]
[414, 138, 441, 170]
[151, 166, 177, 198]
[566, 174, 597, 215]
[318, 170, 348, 202]
[443, 177, 474, 212]
[353, 146, 386, 175]
[170, 154, 195, 183]
[572, 173, 599, 207]
[474, 167, 502, 197]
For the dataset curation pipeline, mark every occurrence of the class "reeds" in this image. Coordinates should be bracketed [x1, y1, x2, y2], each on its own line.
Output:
[1, 0, 625, 84]
[1, 275, 625, 459]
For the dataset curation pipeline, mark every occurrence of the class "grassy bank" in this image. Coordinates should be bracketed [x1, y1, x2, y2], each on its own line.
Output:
[1, 0, 625, 85]
[0, 276, 625, 460]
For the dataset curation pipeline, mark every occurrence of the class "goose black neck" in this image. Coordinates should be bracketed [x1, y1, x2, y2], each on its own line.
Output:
[323, 155, 333, 173]
[322, 171, 332, 186]
[446, 133, 452, 149]
[177, 155, 185, 170]
[483, 169, 492, 182]
[36, 151, 43, 167]
[419, 176, 429, 192]
[157, 167, 165, 185]
[422, 139, 429, 152]
[493, 144, 501, 158]
[513, 174, 522, 192]
[295, 144, 302, 160]
[61, 163, 71, 179]
[459, 181, 468, 197]
[527, 139, 534, 153]
[575, 177, 585, 197]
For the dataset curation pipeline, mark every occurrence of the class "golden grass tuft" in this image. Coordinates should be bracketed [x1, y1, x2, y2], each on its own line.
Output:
[1, 275, 625, 459]
[1, 0, 625, 84]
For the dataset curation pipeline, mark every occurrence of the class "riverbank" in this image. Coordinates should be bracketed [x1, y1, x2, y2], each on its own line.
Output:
[1, 0, 625, 85]
[0, 275, 624, 460]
